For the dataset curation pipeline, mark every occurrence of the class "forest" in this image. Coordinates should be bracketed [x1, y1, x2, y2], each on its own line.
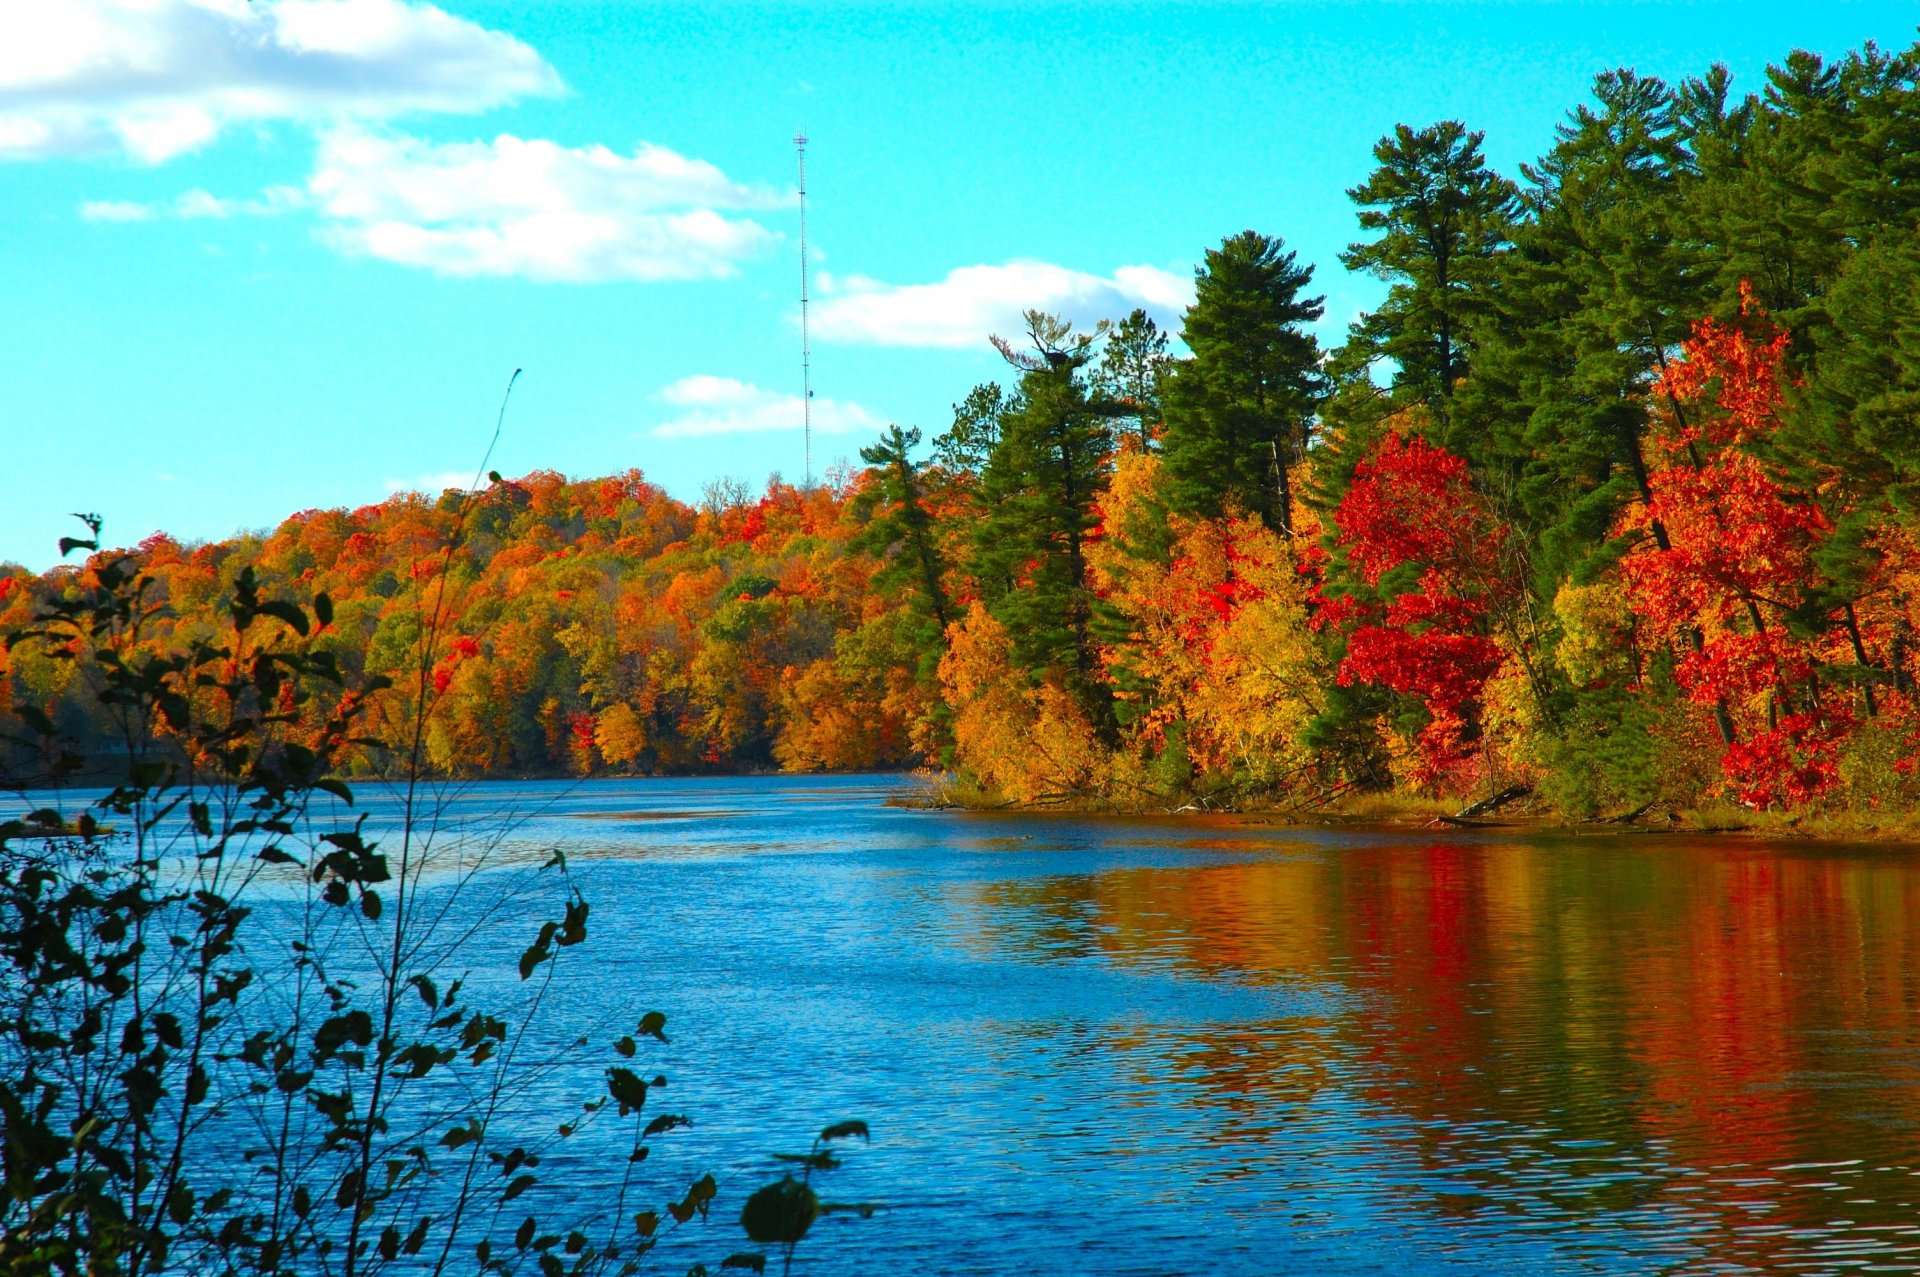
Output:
[7, 36, 1920, 819]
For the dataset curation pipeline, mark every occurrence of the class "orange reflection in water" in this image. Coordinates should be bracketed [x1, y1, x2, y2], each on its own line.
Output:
[975, 832, 1920, 1271]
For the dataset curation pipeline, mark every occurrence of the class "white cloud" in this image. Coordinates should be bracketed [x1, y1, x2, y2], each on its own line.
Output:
[80, 199, 156, 222]
[177, 184, 310, 217]
[810, 259, 1195, 349]
[81, 183, 309, 220]
[309, 129, 779, 281]
[0, 0, 560, 163]
[648, 376, 881, 440]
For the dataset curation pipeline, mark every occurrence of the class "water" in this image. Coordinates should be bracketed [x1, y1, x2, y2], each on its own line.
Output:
[50, 775, 1920, 1273]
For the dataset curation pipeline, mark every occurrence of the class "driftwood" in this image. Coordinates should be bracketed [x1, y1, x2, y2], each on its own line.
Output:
[1598, 800, 1656, 825]
[1427, 814, 1502, 829]
[1454, 784, 1532, 820]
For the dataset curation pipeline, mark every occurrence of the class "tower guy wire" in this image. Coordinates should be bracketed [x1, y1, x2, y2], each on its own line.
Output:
[795, 131, 812, 487]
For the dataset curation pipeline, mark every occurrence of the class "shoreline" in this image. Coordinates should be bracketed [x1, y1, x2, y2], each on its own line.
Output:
[896, 787, 1920, 848]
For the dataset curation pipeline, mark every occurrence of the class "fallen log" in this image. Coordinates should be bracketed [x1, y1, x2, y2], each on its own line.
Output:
[1454, 785, 1531, 820]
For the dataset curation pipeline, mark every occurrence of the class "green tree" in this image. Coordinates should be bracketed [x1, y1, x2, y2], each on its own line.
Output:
[1161, 231, 1326, 534]
[1457, 70, 1709, 588]
[973, 312, 1114, 726]
[854, 424, 952, 633]
[931, 383, 1012, 475]
[1092, 307, 1172, 449]
[1339, 121, 1517, 435]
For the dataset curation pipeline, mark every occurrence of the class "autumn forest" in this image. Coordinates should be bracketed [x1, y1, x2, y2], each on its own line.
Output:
[8, 38, 1920, 821]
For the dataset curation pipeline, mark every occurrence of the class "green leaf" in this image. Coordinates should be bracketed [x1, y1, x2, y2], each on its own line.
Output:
[606, 1067, 648, 1115]
[314, 1010, 373, 1059]
[441, 1120, 482, 1149]
[256, 599, 310, 635]
[503, 1174, 537, 1202]
[738, 1177, 817, 1245]
[15, 706, 55, 738]
[557, 895, 588, 945]
[642, 1114, 691, 1137]
[637, 1011, 669, 1043]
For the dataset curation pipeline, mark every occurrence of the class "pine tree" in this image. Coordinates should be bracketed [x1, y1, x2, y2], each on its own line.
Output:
[932, 383, 1014, 476]
[973, 312, 1115, 727]
[854, 425, 952, 633]
[1338, 121, 1518, 436]
[1161, 231, 1326, 534]
[1092, 307, 1172, 450]
[1458, 70, 1711, 589]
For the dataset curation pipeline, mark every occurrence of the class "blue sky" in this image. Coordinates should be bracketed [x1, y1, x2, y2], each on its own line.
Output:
[3, 1, 1915, 569]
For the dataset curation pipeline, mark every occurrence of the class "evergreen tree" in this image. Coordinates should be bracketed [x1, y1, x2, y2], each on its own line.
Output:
[1161, 231, 1326, 534]
[973, 312, 1115, 726]
[1787, 228, 1920, 698]
[1450, 69, 1745, 748]
[932, 383, 1014, 475]
[1458, 69, 1709, 588]
[1092, 307, 1172, 449]
[1338, 121, 1518, 435]
[854, 425, 953, 634]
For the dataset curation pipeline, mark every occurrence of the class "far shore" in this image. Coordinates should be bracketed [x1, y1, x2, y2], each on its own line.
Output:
[895, 786, 1920, 848]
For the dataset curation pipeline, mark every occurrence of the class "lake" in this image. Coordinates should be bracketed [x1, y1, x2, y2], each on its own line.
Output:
[253, 776, 1920, 1272]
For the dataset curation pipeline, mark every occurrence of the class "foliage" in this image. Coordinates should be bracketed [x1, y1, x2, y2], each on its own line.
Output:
[1161, 231, 1325, 534]
[0, 523, 736, 1277]
[0, 522, 877, 1276]
[12, 33, 1920, 817]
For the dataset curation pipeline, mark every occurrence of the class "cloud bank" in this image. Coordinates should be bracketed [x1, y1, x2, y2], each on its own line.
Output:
[649, 376, 881, 440]
[308, 130, 779, 281]
[83, 130, 780, 283]
[0, 0, 560, 163]
[811, 260, 1194, 349]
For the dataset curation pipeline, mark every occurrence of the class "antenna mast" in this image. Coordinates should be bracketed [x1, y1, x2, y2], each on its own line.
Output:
[795, 132, 812, 487]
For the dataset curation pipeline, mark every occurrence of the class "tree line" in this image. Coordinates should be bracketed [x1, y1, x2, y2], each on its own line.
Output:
[8, 36, 1920, 816]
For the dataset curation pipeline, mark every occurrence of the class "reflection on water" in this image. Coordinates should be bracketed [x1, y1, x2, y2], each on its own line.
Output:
[40, 776, 1920, 1273]
[968, 837, 1920, 1273]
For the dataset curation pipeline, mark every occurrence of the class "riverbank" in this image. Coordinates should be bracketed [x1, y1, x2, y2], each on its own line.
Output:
[902, 779, 1920, 846]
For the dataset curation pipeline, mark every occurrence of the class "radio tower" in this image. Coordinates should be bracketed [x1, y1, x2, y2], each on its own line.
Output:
[795, 132, 812, 487]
